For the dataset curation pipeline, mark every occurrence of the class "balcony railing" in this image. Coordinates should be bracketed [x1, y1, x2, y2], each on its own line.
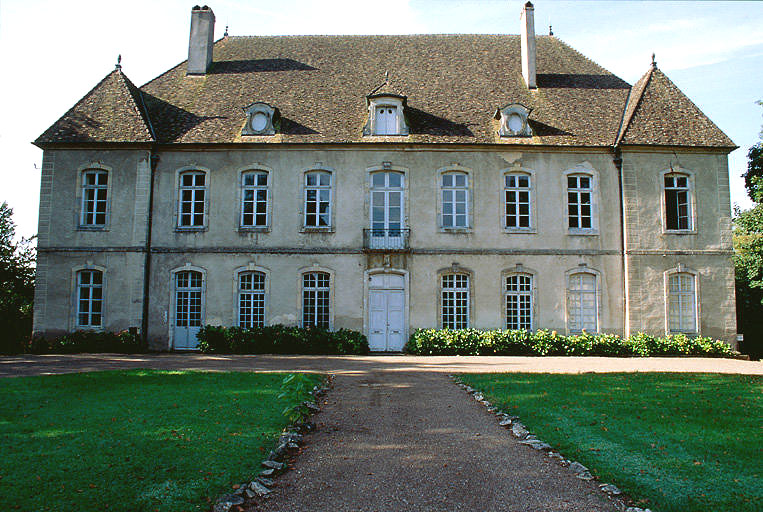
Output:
[363, 228, 410, 251]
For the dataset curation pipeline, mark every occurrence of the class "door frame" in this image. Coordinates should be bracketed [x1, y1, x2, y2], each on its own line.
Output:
[363, 268, 409, 351]
[168, 264, 207, 351]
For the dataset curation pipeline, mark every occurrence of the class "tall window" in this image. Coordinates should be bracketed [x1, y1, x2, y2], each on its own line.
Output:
[304, 171, 332, 227]
[668, 273, 697, 333]
[77, 270, 103, 328]
[506, 274, 533, 330]
[442, 173, 468, 228]
[441, 274, 469, 329]
[178, 171, 206, 227]
[239, 272, 266, 328]
[241, 171, 269, 228]
[567, 174, 593, 230]
[374, 105, 398, 135]
[80, 170, 108, 227]
[175, 271, 203, 328]
[567, 272, 597, 332]
[504, 173, 531, 229]
[302, 272, 330, 328]
[664, 174, 691, 230]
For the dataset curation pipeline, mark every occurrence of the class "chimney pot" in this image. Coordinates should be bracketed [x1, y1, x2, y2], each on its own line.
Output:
[521, 1, 537, 89]
[188, 6, 215, 75]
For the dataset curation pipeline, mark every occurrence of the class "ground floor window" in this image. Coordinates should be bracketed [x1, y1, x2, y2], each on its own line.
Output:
[302, 272, 330, 328]
[175, 270, 203, 328]
[239, 271, 266, 327]
[441, 273, 469, 329]
[567, 272, 597, 332]
[668, 273, 697, 333]
[506, 273, 533, 330]
[77, 269, 103, 327]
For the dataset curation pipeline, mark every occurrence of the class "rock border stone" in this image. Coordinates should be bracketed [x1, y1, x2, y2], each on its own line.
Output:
[212, 374, 334, 512]
[452, 376, 654, 512]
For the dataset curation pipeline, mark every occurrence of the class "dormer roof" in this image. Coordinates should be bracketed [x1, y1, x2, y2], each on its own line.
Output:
[36, 67, 154, 145]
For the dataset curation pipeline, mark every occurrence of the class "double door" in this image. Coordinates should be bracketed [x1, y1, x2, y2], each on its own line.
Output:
[368, 274, 406, 352]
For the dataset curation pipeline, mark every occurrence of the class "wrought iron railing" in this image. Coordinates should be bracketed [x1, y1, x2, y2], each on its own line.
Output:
[363, 228, 410, 251]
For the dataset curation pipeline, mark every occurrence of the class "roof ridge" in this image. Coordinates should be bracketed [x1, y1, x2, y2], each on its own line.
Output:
[114, 70, 155, 141]
[615, 65, 654, 147]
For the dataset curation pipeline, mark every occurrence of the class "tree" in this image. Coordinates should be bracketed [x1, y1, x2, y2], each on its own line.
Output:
[734, 101, 763, 359]
[0, 202, 36, 353]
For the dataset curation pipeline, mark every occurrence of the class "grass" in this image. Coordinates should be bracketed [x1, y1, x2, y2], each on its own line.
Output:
[459, 373, 762, 512]
[0, 370, 323, 512]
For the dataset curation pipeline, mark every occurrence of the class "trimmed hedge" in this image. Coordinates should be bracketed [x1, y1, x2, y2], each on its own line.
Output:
[197, 325, 369, 355]
[405, 329, 735, 357]
[27, 330, 146, 354]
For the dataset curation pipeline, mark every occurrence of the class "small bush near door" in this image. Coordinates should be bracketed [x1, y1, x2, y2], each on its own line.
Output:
[405, 328, 735, 357]
[197, 325, 369, 355]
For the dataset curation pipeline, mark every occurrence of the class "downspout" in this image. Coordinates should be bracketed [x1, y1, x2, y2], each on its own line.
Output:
[613, 146, 628, 337]
[141, 149, 158, 346]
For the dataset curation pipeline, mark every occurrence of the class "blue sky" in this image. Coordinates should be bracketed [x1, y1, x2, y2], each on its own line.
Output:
[1, 0, 761, 237]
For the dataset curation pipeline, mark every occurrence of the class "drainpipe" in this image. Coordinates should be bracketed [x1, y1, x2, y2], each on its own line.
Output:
[141, 150, 159, 346]
[613, 146, 628, 337]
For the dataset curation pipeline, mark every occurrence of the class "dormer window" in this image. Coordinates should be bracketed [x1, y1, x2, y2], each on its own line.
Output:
[496, 103, 532, 137]
[242, 102, 279, 136]
[364, 94, 409, 136]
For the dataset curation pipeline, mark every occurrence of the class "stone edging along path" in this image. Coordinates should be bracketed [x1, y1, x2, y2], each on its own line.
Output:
[211, 375, 334, 512]
[453, 376, 654, 512]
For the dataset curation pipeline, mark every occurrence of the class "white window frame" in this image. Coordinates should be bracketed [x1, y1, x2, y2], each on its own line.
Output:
[79, 169, 109, 228]
[566, 173, 595, 233]
[76, 269, 104, 329]
[240, 170, 270, 229]
[566, 270, 599, 333]
[365, 96, 408, 136]
[440, 273, 470, 329]
[301, 271, 331, 328]
[503, 172, 533, 231]
[505, 273, 534, 330]
[665, 269, 699, 334]
[238, 271, 267, 328]
[661, 170, 696, 234]
[440, 171, 470, 230]
[374, 105, 399, 135]
[177, 170, 208, 229]
[174, 269, 205, 329]
[303, 170, 333, 229]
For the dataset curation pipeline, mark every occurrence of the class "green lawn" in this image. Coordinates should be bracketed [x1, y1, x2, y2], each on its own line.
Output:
[0, 370, 323, 512]
[459, 373, 762, 512]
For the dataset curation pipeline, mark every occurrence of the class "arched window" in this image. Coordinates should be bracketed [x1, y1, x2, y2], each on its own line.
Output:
[663, 173, 692, 231]
[505, 273, 533, 330]
[77, 269, 103, 327]
[504, 173, 531, 229]
[668, 273, 697, 333]
[441, 172, 469, 229]
[441, 273, 469, 329]
[304, 171, 332, 228]
[567, 174, 593, 230]
[302, 272, 330, 328]
[374, 105, 399, 135]
[80, 169, 108, 227]
[567, 272, 597, 332]
[174, 270, 204, 350]
[238, 271, 266, 327]
[240, 171, 269, 228]
[178, 171, 207, 227]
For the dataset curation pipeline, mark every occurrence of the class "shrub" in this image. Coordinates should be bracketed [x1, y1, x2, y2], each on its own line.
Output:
[197, 325, 368, 355]
[27, 330, 146, 354]
[404, 328, 735, 358]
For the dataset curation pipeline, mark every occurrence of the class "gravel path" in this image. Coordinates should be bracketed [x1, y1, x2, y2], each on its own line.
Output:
[253, 370, 617, 511]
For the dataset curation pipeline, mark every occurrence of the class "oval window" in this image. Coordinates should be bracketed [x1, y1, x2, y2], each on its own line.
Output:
[251, 112, 269, 132]
[507, 113, 523, 133]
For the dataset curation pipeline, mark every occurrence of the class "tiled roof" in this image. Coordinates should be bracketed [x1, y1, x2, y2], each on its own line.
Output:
[616, 65, 734, 148]
[36, 34, 733, 149]
[36, 68, 154, 144]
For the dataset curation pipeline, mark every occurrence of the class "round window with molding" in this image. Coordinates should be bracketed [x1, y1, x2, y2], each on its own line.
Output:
[251, 112, 269, 133]
[507, 113, 524, 133]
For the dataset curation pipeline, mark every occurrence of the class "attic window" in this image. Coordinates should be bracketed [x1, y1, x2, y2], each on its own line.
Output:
[242, 102, 279, 136]
[363, 95, 409, 136]
[496, 103, 532, 137]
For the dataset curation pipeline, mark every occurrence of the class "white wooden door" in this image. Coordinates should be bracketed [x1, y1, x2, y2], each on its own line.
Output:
[174, 271, 204, 350]
[368, 274, 406, 351]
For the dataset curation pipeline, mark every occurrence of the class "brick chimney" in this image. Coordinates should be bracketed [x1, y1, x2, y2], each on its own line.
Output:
[520, 1, 537, 89]
[187, 5, 215, 75]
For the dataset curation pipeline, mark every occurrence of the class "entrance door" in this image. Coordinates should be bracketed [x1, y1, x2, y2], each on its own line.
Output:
[368, 274, 406, 351]
[370, 172, 404, 250]
[174, 270, 204, 350]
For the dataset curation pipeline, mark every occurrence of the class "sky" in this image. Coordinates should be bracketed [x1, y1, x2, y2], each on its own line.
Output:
[1, 0, 761, 238]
